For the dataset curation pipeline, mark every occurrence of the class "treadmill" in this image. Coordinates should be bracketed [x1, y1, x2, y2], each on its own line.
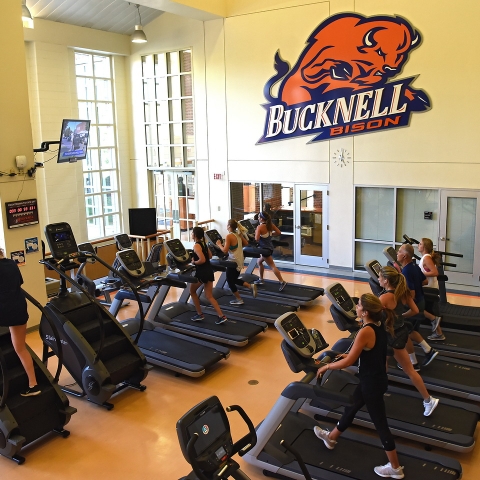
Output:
[139, 238, 268, 347]
[275, 311, 479, 452]
[242, 316, 462, 479]
[401, 235, 480, 332]
[107, 248, 230, 378]
[326, 281, 480, 401]
[237, 219, 324, 306]
[365, 258, 480, 363]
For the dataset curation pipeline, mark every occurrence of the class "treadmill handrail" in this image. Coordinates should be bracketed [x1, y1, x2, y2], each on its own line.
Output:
[40, 258, 107, 363]
[0, 344, 9, 409]
[77, 251, 148, 345]
[22, 288, 64, 382]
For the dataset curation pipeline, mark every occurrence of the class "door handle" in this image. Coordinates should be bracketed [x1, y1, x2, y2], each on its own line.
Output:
[295, 225, 301, 229]
[440, 237, 445, 241]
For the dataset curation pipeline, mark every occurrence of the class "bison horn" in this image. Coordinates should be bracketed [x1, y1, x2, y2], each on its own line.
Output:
[364, 29, 375, 47]
[411, 32, 420, 46]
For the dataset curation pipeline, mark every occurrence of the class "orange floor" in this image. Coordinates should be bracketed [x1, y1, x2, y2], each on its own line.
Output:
[3, 271, 480, 479]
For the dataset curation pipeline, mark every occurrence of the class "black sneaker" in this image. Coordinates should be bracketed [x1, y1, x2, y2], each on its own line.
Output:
[215, 316, 228, 325]
[423, 348, 439, 366]
[279, 281, 287, 292]
[21, 385, 41, 397]
[191, 313, 204, 322]
[397, 362, 420, 372]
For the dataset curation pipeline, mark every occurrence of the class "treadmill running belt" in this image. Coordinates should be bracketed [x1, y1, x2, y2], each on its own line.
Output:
[215, 296, 297, 314]
[418, 325, 480, 352]
[388, 355, 480, 389]
[254, 282, 322, 297]
[138, 330, 224, 368]
[327, 382, 478, 438]
[173, 311, 264, 336]
[290, 429, 460, 479]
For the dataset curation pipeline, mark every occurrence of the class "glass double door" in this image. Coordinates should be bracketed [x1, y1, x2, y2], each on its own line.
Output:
[439, 190, 480, 286]
[153, 171, 196, 241]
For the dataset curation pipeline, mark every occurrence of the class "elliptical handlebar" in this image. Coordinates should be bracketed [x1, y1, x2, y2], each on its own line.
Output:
[226, 405, 257, 458]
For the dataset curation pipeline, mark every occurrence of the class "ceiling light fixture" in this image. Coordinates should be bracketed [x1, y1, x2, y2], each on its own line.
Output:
[22, 0, 34, 29]
[131, 4, 147, 43]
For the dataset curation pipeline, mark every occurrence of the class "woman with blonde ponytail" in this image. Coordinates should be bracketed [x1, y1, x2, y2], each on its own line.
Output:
[378, 266, 439, 417]
[315, 293, 404, 479]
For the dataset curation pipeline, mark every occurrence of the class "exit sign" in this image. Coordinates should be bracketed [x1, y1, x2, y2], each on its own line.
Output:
[213, 173, 223, 180]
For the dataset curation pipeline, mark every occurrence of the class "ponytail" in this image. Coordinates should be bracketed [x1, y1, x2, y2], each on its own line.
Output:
[259, 211, 273, 231]
[421, 237, 441, 266]
[380, 266, 412, 304]
[360, 293, 395, 337]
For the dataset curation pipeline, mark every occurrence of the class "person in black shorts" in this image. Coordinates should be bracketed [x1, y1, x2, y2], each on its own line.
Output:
[314, 293, 404, 478]
[396, 244, 438, 369]
[378, 266, 439, 417]
[189, 227, 228, 325]
[254, 211, 287, 291]
[0, 247, 41, 396]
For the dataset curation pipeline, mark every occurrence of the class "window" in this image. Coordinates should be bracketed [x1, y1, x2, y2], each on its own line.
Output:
[75, 52, 121, 239]
[354, 187, 439, 269]
[141, 50, 195, 168]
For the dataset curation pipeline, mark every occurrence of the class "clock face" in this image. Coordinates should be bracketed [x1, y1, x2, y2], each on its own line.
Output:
[333, 148, 351, 167]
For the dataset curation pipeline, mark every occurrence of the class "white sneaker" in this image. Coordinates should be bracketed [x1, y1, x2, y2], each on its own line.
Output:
[313, 426, 336, 450]
[229, 299, 244, 305]
[431, 316, 442, 331]
[251, 284, 258, 298]
[423, 396, 439, 417]
[374, 462, 404, 479]
[254, 279, 264, 285]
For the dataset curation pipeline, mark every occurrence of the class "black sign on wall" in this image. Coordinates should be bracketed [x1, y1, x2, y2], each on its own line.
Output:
[5, 199, 39, 228]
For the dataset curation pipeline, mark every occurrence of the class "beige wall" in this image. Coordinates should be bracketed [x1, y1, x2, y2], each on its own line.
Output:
[0, 1, 47, 325]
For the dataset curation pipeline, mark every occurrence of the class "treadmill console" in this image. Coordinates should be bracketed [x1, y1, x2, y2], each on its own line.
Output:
[383, 246, 397, 265]
[205, 229, 223, 245]
[45, 222, 79, 260]
[238, 219, 256, 239]
[325, 283, 357, 320]
[275, 312, 328, 358]
[205, 230, 228, 259]
[115, 233, 133, 250]
[78, 242, 96, 254]
[165, 238, 191, 264]
[365, 259, 382, 281]
[177, 396, 233, 474]
[116, 249, 145, 277]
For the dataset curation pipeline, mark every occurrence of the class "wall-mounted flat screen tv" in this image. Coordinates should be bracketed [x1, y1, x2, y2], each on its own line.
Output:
[58, 119, 91, 163]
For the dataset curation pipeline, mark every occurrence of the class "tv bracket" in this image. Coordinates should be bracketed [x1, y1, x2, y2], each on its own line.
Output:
[30, 140, 77, 176]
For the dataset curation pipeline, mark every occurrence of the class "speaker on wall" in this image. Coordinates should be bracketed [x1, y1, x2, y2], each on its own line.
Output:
[129, 208, 157, 236]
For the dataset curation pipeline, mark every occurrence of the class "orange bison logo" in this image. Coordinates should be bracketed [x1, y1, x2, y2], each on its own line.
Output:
[260, 13, 430, 143]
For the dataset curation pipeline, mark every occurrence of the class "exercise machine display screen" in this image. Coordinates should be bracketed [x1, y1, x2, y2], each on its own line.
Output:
[45, 223, 79, 259]
[115, 234, 133, 250]
[116, 250, 145, 277]
[239, 219, 255, 236]
[288, 328, 300, 340]
[187, 405, 227, 457]
[372, 262, 381, 276]
[78, 243, 95, 254]
[206, 230, 223, 244]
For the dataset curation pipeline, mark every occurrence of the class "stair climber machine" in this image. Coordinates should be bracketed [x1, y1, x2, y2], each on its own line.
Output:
[0, 292, 76, 464]
[365, 257, 480, 363]
[276, 311, 479, 452]
[70, 242, 120, 306]
[235, 219, 325, 306]
[40, 222, 151, 410]
[242, 312, 462, 479]
[108, 248, 231, 377]
[204, 228, 301, 309]
[189, 232, 298, 324]
[325, 282, 480, 401]
[141, 238, 267, 347]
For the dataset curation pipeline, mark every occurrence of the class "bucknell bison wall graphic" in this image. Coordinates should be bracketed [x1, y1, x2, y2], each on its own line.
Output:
[258, 13, 431, 144]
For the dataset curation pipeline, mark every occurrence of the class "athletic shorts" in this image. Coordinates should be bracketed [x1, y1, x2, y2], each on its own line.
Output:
[387, 323, 410, 350]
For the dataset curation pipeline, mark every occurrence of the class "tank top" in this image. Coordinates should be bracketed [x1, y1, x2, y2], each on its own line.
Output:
[258, 228, 274, 251]
[193, 241, 211, 276]
[378, 289, 405, 330]
[358, 322, 388, 392]
[227, 232, 244, 272]
[419, 254, 438, 289]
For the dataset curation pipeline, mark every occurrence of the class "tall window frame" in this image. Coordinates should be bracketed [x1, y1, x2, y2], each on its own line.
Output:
[141, 49, 195, 169]
[75, 52, 122, 240]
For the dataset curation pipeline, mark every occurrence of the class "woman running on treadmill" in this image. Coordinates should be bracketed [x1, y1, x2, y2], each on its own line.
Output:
[0, 247, 41, 396]
[216, 219, 258, 305]
[314, 293, 404, 479]
[254, 211, 287, 291]
[190, 227, 228, 325]
[418, 238, 445, 340]
[378, 266, 439, 417]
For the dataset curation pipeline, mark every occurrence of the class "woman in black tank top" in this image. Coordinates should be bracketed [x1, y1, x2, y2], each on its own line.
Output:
[314, 294, 404, 479]
[189, 227, 228, 325]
